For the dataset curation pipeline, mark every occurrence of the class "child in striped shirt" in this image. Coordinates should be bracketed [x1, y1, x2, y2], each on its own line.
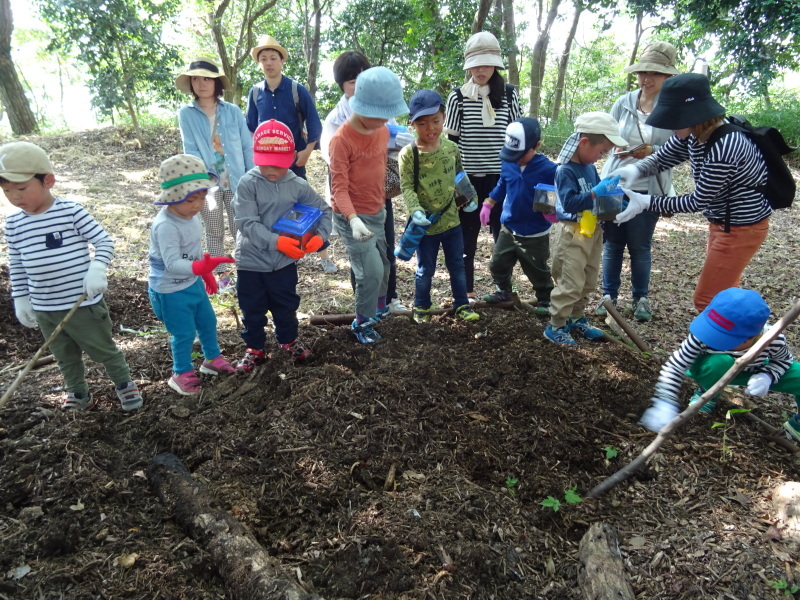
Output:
[1, 141, 143, 411]
[640, 287, 800, 439]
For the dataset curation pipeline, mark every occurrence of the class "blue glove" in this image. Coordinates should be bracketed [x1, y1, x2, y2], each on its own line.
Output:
[462, 199, 478, 213]
[639, 398, 679, 433]
[411, 210, 431, 226]
[591, 175, 621, 198]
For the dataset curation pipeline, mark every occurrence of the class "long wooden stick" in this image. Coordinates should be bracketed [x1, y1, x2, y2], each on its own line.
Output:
[308, 300, 514, 326]
[602, 298, 651, 353]
[587, 298, 800, 499]
[0, 293, 87, 409]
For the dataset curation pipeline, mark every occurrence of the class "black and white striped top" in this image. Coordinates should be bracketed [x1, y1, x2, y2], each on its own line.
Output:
[653, 330, 794, 405]
[6, 197, 114, 310]
[443, 87, 521, 175]
[638, 131, 771, 226]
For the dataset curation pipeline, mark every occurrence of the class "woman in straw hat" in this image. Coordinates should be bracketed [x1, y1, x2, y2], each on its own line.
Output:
[443, 31, 521, 303]
[596, 41, 680, 323]
[613, 73, 771, 312]
[176, 58, 254, 287]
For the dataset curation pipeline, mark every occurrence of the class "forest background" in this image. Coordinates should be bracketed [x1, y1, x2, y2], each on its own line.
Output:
[0, 0, 799, 157]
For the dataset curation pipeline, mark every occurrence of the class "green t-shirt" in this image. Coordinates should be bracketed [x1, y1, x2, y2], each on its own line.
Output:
[398, 138, 462, 236]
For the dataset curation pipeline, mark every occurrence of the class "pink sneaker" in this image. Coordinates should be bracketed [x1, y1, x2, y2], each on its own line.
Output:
[199, 355, 236, 376]
[168, 371, 201, 395]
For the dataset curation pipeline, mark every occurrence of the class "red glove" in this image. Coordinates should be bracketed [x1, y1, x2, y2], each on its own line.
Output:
[277, 236, 305, 259]
[304, 235, 324, 253]
[192, 253, 235, 275]
[201, 272, 218, 295]
[479, 201, 493, 227]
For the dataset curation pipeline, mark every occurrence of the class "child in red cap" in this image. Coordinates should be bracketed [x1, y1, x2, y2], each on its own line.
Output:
[640, 287, 800, 439]
[232, 120, 332, 371]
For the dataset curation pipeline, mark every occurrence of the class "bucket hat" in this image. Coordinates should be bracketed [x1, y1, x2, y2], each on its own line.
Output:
[645, 73, 725, 130]
[253, 120, 295, 168]
[251, 35, 288, 62]
[408, 89, 444, 123]
[499, 118, 542, 162]
[175, 58, 230, 94]
[463, 32, 505, 70]
[155, 154, 218, 205]
[689, 287, 770, 351]
[349, 67, 409, 120]
[574, 112, 628, 147]
[0, 141, 53, 182]
[624, 41, 680, 75]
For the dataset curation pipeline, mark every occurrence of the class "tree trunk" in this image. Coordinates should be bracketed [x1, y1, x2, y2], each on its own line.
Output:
[577, 523, 636, 600]
[472, 0, 493, 34]
[528, 0, 561, 118]
[305, 0, 322, 97]
[147, 453, 321, 600]
[552, 0, 582, 121]
[625, 10, 644, 92]
[500, 0, 519, 86]
[114, 38, 144, 147]
[0, 0, 38, 134]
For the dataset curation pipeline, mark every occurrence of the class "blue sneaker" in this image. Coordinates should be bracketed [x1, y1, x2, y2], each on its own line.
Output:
[783, 414, 800, 442]
[351, 319, 382, 344]
[568, 317, 604, 340]
[372, 307, 392, 322]
[688, 388, 717, 414]
[543, 324, 577, 346]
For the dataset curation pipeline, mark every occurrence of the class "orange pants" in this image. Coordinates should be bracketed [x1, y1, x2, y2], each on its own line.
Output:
[693, 218, 769, 311]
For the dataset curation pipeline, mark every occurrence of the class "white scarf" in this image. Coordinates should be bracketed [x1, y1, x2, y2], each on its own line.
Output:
[460, 78, 495, 127]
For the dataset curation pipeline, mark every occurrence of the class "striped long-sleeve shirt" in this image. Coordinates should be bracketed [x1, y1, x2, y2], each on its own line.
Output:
[637, 131, 771, 226]
[653, 329, 794, 405]
[443, 87, 520, 175]
[6, 196, 114, 310]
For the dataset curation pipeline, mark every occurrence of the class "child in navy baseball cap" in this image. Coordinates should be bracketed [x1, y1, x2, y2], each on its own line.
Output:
[640, 288, 800, 439]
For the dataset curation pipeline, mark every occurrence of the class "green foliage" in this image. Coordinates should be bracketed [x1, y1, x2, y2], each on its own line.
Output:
[564, 487, 582, 505]
[540, 496, 561, 512]
[720, 86, 800, 152]
[504, 476, 518, 495]
[712, 408, 750, 461]
[540, 487, 582, 512]
[770, 579, 800, 595]
[603, 446, 619, 460]
[40, 0, 183, 120]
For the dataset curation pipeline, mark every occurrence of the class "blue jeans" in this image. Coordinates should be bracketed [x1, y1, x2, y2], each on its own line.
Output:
[415, 225, 469, 309]
[601, 209, 659, 300]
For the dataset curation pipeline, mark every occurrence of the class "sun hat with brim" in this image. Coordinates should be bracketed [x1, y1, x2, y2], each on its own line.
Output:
[349, 66, 409, 120]
[574, 112, 628, 147]
[408, 89, 444, 123]
[689, 287, 770, 351]
[0, 141, 53, 182]
[253, 120, 296, 168]
[175, 58, 230, 94]
[499, 118, 541, 162]
[645, 73, 725, 130]
[250, 35, 289, 62]
[463, 31, 505, 70]
[155, 154, 218, 206]
[624, 41, 680, 75]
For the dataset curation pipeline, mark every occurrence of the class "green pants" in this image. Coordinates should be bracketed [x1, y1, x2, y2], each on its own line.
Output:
[687, 353, 800, 410]
[35, 299, 132, 396]
[489, 226, 554, 304]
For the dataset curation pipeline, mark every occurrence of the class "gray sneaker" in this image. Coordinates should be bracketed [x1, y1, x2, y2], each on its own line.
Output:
[320, 257, 338, 273]
[594, 295, 615, 316]
[633, 297, 652, 322]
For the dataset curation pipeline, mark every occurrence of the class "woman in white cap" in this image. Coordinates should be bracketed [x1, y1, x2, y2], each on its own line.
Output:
[444, 31, 520, 303]
[596, 41, 680, 323]
[176, 58, 254, 288]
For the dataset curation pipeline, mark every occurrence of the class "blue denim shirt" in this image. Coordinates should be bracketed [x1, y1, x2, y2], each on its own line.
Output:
[177, 100, 254, 192]
[245, 76, 322, 152]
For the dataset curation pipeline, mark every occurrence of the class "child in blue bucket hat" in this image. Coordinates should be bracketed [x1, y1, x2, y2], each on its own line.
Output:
[640, 287, 800, 439]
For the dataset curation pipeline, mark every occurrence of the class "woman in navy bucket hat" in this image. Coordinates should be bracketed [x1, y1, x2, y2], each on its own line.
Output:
[640, 287, 800, 440]
[612, 74, 771, 312]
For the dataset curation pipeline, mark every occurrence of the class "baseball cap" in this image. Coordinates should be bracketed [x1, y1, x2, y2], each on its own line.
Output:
[499, 118, 541, 162]
[689, 287, 770, 351]
[253, 120, 295, 168]
[155, 154, 218, 205]
[0, 141, 54, 182]
[408, 89, 444, 123]
[574, 112, 628, 147]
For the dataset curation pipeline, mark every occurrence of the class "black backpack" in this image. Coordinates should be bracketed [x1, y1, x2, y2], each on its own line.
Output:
[703, 115, 796, 230]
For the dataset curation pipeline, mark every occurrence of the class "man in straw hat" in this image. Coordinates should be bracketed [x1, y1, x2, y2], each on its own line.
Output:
[245, 35, 322, 180]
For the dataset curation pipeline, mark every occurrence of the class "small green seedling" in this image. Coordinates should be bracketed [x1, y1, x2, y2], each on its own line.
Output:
[603, 446, 619, 460]
[540, 487, 583, 512]
[505, 477, 519, 496]
[191, 351, 203, 359]
[770, 579, 800, 595]
[540, 496, 561, 512]
[712, 408, 751, 460]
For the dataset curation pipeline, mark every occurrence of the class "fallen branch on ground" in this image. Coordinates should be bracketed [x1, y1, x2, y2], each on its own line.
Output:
[577, 522, 635, 600]
[602, 298, 651, 353]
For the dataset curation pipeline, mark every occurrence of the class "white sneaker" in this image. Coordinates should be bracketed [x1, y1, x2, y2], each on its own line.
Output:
[388, 298, 408, 313]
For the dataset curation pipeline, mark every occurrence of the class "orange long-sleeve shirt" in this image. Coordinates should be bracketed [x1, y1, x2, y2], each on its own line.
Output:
[329, 120, 389, 218]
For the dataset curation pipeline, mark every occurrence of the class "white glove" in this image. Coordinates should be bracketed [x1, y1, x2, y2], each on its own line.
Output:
[614, 188, 651, 224]
[83, 261, 108, 297]
[395, 132, 415, 149]
[411, 210, 431, 226]
[349, 216, 375, 242]
[639, 398, 679, 433]
[14, 296, 38, 328]
[746, 372, 772, 397]
[611, 164, 640, 188]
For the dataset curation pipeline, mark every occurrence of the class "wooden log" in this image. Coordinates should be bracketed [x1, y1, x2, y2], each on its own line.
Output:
[602, 298, 651, 353]
[308, 300, 514, 326]
[147, 453, 320, 600]
[577, 522, 635, 600]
